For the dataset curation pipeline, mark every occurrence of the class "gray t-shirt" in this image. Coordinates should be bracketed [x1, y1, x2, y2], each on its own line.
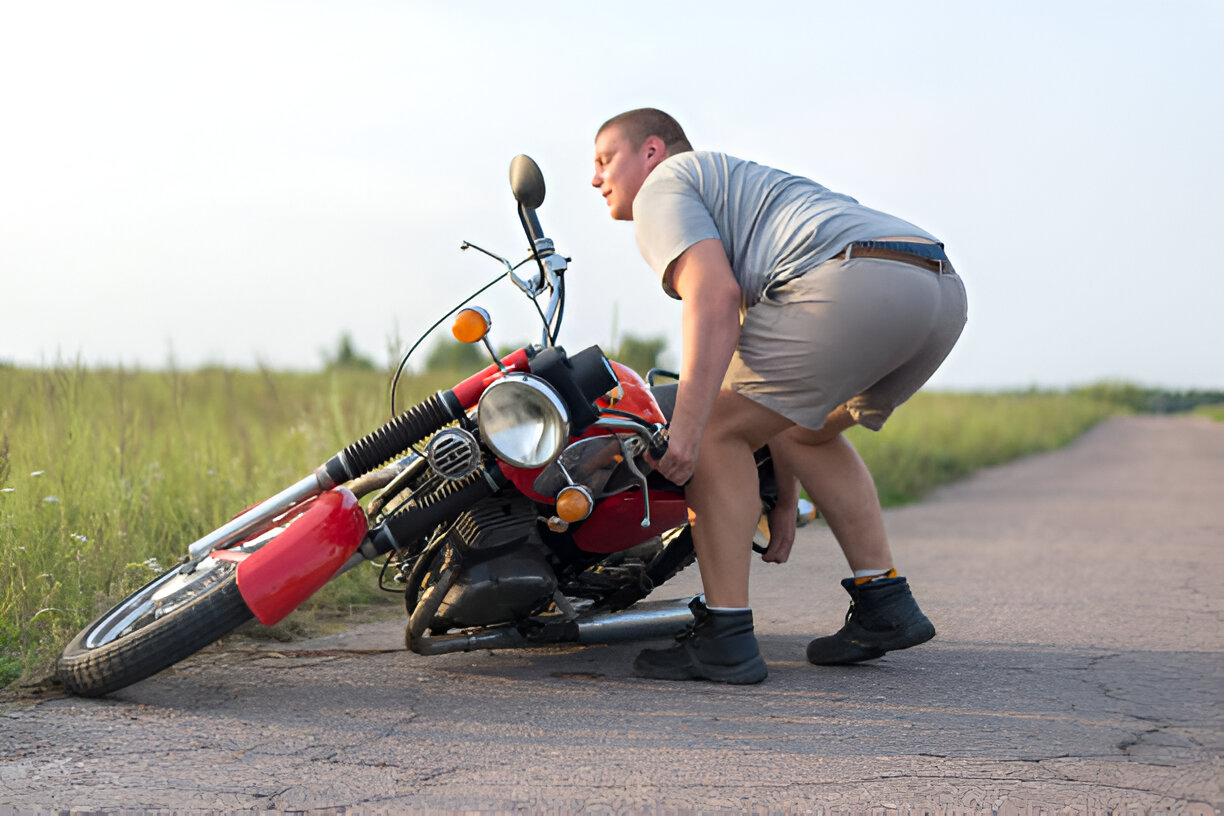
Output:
[632, 151, 939, 307]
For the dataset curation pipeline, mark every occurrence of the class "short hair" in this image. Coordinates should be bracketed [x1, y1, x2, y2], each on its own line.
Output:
[597, 108, 693, 156]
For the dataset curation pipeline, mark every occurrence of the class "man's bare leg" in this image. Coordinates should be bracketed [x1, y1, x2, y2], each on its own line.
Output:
[765, 406, 935, 664]
[632, 388, 788, 683]
[683, 389, 792, 607]
[766, 406, 894, 572]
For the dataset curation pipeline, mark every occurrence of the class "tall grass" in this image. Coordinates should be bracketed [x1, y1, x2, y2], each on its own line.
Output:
[1, 365, 1119, 687]
[0, 363, 452, 686]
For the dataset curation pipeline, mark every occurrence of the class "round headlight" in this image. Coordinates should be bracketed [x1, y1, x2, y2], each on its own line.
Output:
[477, 373, 570, 469]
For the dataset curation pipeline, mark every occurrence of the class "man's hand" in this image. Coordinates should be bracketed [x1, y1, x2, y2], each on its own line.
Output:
[655, 424, 699, 486]
[760, 502, 798, 563]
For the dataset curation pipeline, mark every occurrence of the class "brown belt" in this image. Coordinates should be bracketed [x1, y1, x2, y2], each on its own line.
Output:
[842, 243, 947, 273]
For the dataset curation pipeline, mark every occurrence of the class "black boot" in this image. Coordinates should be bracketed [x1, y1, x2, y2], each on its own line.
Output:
[806, 577, 935, 665]
[634, 597, 768, 684]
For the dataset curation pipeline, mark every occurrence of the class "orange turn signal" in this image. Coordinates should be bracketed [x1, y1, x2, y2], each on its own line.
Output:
[452, 307, 492, 344]
[555, 485, 594, 523]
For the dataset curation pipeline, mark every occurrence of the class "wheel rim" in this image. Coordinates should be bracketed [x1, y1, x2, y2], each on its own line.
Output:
[83, 557, 236, 649]
[81, 525, 284, 649]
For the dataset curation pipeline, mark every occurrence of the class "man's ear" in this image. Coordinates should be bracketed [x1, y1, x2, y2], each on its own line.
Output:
[643, 135, 668, 170]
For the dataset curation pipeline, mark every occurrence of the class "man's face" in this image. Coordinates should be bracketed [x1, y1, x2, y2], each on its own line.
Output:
[591, 125, 657, 221]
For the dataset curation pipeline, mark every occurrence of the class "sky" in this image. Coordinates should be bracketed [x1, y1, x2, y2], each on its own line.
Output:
[2, 1, 1222, 391]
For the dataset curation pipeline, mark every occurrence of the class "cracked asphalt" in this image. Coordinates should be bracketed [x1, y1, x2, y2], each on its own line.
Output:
[2, 415, 1221, 814]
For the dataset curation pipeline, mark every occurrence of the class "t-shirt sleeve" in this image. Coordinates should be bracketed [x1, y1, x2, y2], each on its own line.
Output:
[632, 167, 721, 299]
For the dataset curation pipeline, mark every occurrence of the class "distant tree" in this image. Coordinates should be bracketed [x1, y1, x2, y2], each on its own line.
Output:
[425, 337, 487, 373]
[497, 342, 528, 359]
[613, 334, 667, 376]
[1070, 381, 1224, 414]
[323, 333, 376, 371]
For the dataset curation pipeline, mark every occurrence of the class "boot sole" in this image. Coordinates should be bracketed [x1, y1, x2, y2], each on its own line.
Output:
[634, 654, 768, 685]
[871, 619, 936, 653]
[807, 621, 936, 666]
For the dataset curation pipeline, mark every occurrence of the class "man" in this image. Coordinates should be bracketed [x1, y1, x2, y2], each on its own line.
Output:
[591, 108, 967, 684]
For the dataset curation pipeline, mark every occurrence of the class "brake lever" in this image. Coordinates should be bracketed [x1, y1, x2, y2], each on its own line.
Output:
[617, 435, 652, 528]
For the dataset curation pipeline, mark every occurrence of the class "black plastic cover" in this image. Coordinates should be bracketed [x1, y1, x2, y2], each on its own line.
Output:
[529, 345, 618, 435]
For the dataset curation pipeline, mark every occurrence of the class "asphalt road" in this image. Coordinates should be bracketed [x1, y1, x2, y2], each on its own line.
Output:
[2, 415, 1221, 814]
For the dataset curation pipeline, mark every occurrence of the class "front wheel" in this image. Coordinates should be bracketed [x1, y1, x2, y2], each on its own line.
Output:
[57, 556, 253, 697]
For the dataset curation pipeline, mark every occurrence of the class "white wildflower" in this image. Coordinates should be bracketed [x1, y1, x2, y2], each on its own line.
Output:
[143, 557, 164, 572]
[70, 533, 88, 543]
[0, 488, 14, 494]
[30, 470, 45, 477]
[43, 496, 60, 504]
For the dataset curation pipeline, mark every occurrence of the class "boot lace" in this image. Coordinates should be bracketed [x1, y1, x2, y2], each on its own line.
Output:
[673, 601, 710, 643]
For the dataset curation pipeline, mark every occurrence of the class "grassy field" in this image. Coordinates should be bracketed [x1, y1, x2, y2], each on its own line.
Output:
[1, 364, 1123, 687]
[845, 391, 1122, 507]
[1193, 404, 1224, 422]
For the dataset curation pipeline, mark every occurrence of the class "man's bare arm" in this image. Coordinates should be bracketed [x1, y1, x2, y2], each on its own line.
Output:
[654, 238, 743, 485]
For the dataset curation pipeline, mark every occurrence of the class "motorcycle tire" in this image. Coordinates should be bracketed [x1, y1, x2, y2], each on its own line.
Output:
[57, 558, 253, 697]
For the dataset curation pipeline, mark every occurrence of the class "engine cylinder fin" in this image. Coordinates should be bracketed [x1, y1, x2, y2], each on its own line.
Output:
[377, 467, 505, 553]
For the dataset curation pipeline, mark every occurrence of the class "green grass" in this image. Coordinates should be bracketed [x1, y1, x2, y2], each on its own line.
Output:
[849, 391, 1120, 507]
[1193, 404, 1224, 422]
[0, 362, 456, 686]
[0, 365, 1123, 687]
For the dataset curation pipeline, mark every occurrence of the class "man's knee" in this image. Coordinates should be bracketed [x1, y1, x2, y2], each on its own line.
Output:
[706, 389, 792, 450]
[779, 406, 858, 448]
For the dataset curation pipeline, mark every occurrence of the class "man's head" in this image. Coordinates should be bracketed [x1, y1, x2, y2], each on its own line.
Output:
[592, 108, 692, 221]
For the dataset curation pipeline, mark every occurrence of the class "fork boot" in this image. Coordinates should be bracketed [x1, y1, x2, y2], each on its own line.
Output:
[634, 597, 767, 684]
[806, 577, 935, 665]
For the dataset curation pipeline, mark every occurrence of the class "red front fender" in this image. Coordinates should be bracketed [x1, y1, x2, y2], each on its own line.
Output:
[235, 487, 368, 625]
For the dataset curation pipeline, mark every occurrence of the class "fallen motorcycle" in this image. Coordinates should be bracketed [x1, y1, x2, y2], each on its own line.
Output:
[57, 155, 776, 697]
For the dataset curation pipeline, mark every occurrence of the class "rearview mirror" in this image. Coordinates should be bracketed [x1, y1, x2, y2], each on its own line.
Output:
[509, 155, 545, 210]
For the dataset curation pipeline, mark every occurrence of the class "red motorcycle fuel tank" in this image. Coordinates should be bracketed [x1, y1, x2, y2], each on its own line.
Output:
[235, 487, 368, 625]
[597, 361, 668, 425]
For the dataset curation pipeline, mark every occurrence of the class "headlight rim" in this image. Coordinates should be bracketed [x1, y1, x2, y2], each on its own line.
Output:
[476, 373, 571, 469]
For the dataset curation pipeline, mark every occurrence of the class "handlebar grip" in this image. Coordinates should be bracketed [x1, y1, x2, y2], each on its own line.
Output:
[646, 425, 693, 488]
[647, 426, 670, 463]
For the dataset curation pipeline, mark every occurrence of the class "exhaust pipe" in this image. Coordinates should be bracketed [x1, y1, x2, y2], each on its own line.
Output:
[576, 598, 694, 644]
[407, 598, 695, 656]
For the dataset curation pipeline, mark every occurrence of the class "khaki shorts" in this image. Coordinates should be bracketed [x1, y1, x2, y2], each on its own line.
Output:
[725, 255, 967, 431]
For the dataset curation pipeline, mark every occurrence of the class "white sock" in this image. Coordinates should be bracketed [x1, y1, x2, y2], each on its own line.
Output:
[697, 594, 751, 613]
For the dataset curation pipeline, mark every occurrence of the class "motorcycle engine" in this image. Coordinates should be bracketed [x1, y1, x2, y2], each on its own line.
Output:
[428, 497, 557, 630]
